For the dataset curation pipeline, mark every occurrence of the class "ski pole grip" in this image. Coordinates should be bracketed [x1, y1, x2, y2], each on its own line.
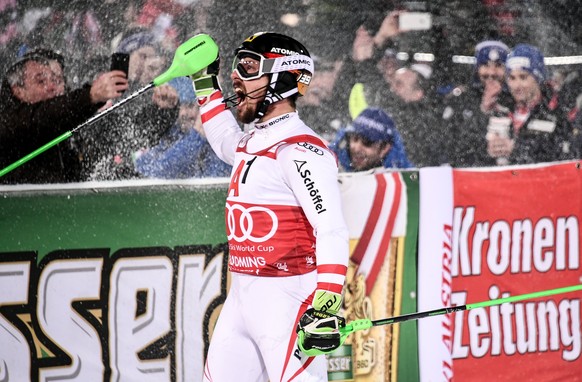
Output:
[0, 131, 73, 178]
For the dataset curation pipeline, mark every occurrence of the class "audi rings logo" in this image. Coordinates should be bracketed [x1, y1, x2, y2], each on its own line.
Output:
[297, 142, 324, 155]
[226, 203, 279, 243]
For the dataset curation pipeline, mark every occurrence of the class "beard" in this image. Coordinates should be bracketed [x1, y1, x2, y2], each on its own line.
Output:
[237, 102, 258, 124]
[232, 77, 268, 124]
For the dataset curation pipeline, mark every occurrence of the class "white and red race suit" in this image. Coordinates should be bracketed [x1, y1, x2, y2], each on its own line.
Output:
[200, 90, 349, 382]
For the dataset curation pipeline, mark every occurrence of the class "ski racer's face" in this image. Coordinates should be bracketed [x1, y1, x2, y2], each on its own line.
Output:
[347, 133, 391, 171]
[231, 53, 269, 124]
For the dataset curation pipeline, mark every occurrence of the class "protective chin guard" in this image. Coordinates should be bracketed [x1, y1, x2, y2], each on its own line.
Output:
[296, 308, 348, 356]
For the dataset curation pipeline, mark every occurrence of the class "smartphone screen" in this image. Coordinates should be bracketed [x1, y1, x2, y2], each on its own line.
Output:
[110, 52, 130, 76]
[399, 12, 432, 31]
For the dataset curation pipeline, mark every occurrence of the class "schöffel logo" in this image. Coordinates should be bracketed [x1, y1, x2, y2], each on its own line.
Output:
[294, 160, 327, 214]
[297, 142, 324, 156]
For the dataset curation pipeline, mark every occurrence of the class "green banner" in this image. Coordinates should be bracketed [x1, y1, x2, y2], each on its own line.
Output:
[0, 181, 229, 257]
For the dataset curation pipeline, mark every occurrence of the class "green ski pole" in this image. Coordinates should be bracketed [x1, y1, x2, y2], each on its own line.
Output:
[340, 283, 582, 336]
[0, 33, 218, 179]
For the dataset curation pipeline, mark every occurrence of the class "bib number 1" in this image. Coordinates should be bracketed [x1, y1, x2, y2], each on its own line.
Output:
[228, 156, 257, 197]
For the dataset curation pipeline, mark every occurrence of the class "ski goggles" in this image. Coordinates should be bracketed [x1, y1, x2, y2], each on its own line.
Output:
[231, 50, 314, 81]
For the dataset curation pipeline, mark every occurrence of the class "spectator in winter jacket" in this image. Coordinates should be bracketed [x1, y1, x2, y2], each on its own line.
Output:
[133, 77, 231, 178]
[386, 64, 448, 167]
[330, 107, 413, 172]
[81, 28, 179, 181]
[487, 44, 574, 165]
[442, 40, 512, 167]
[0, 48, 128, 184]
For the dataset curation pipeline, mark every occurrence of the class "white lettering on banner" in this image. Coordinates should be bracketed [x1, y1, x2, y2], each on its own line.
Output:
[175, 254, 224, 382]
[0, 247, 227, 381]
[451, 285, 581, 361]
[38, 259, 105, 382]
[0, 261, 32, 382]
[109, 257, 173, 382]
[452, 207, 580, 277]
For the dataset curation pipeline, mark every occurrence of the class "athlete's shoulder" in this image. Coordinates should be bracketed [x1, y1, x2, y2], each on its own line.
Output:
[277, 134, 333, 159]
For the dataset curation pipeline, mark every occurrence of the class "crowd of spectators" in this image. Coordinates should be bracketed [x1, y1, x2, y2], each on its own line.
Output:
[0, 1, 581, 184]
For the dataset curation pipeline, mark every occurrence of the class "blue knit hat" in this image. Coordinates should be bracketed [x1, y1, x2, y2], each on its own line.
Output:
[506, 44, 546, 83]
[475, 40, 509, 67]
[116, 30, 157, 54]
[346, 107, 395, 143]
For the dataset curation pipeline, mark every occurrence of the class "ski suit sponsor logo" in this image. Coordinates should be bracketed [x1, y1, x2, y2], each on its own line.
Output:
[229, 254, 267, 269]
[267, 114, 290, 127]
[293, 160, 327, 214]
[297, 142, 324, 156]
[274, 262, 289, 272]
[226, 203, 278, 242]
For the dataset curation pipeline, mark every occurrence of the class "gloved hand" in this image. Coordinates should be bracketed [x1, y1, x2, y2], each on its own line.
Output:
[296, 308, 347, 356]
[191, 55, 221, 98]
[312, 289, 342, 315]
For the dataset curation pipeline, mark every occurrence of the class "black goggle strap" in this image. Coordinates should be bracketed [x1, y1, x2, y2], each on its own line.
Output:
[255, 74, 279, 119]
[223, 83, 270, 108]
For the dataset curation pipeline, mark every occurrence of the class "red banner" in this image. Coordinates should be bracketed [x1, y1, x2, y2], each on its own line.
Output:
[452, 161, 582, 381]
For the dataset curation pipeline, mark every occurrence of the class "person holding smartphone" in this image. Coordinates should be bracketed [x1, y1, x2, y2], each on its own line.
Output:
[81, 28, 179, 181]
[0, 48, 128, 184]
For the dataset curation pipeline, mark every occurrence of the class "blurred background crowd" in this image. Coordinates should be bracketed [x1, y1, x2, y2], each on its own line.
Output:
[1, 0, 581, 184]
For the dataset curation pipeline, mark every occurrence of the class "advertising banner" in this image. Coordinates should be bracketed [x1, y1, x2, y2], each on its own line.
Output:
[417, 166, 455, 382]
[0, 180, 230, 382]
[451, 161, 582, 381]
[0, 172, 420, 382]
